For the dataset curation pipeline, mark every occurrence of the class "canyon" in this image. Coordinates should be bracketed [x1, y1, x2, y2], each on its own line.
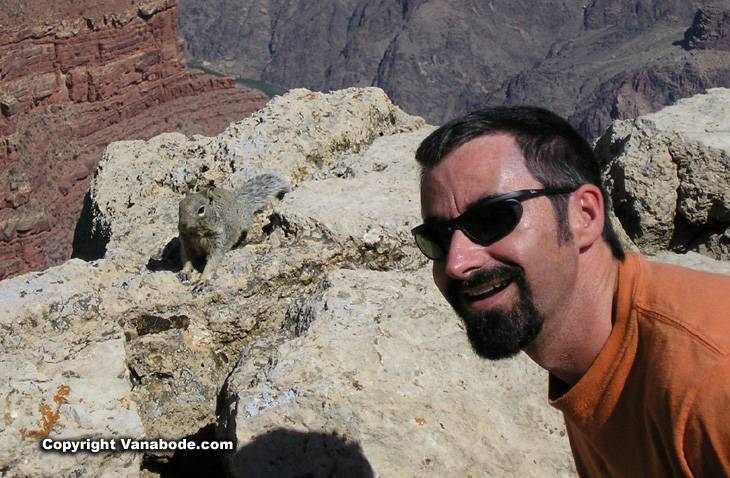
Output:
[179, 0, 730, 139]
[5, 0, 730, 280]
[0, 0, 269, 279]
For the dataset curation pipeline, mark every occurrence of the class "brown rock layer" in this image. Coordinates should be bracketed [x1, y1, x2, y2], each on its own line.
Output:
[683, 5, 730, 51]
[0, 0, 269, 280]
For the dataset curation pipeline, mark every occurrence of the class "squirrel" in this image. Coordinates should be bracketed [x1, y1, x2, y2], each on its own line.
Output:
[178, 172, 290, 286]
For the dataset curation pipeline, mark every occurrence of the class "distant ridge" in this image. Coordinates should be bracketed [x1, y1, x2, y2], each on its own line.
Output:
[179, 0, 730, 138]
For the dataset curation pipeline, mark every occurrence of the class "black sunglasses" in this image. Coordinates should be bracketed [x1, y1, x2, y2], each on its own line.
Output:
[412, 188, 576, 261]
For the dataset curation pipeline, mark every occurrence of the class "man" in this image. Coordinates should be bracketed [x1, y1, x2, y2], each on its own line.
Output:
[411, 106, 730, 477]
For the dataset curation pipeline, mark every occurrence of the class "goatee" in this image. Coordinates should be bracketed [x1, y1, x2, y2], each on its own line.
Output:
[446, 264, 543, 360]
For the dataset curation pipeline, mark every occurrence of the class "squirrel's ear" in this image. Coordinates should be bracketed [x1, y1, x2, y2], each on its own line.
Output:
[205, 188, 216, 200]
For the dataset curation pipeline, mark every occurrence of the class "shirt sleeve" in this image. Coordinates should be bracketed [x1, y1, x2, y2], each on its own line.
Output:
[683, 354, 730, 476]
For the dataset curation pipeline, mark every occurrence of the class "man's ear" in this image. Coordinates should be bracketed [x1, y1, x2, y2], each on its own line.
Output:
[570, 184, 605, 252]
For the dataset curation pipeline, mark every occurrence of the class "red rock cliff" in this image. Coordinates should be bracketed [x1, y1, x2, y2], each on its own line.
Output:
[0, 0, 269, 279]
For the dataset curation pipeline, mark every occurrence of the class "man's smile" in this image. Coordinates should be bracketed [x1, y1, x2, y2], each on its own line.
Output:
[464, 278, 512, 300]
[453, 265, 523, 308]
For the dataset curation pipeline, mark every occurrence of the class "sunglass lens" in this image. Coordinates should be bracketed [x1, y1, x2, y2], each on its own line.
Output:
[465, 200, 522, 245]
[412, 199, 523, 261]
[414, 226, 448, 260]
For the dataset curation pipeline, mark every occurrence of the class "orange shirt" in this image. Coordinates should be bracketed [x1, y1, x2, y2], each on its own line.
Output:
[550, 253, 730, 477]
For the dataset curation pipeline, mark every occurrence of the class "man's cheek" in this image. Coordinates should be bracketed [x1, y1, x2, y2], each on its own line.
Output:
[432, 264, 449, 296]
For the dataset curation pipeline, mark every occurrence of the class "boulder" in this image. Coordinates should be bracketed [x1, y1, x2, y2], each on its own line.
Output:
[219, 268, 573, 478]
[597, 87, 730, 259]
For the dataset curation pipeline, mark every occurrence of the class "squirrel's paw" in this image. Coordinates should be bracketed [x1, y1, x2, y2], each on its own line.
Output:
[192, 279, 211, 293]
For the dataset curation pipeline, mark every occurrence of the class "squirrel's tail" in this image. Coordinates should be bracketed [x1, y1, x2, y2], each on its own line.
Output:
[235, 172, 291, 212]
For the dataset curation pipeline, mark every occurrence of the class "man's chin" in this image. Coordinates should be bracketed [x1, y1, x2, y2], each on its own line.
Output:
[468, 338, 524, 360]
[465, 325, 529, 360]
[444, 264, 542, 361]
[457, 307, 543, 361]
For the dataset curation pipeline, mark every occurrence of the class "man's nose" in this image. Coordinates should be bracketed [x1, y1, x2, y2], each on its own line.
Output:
[443, 230, 491, 279]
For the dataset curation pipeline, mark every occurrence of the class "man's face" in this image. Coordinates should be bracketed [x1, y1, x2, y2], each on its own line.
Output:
[419, 133, 579, 359]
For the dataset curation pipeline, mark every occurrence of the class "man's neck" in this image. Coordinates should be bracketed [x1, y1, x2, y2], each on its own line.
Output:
[525, 246, 621, 387]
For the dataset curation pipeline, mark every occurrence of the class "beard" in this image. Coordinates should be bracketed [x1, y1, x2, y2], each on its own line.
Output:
[445, 264, 543, 360]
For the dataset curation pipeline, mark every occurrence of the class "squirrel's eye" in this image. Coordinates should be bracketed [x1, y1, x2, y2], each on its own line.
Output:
[197, 206, 206, 216]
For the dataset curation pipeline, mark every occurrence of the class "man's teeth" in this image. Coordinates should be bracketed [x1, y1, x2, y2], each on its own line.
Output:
[466, 280, 509, 297]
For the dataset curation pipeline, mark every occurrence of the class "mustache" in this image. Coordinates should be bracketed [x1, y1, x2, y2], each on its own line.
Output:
[452, 263, 525, 294]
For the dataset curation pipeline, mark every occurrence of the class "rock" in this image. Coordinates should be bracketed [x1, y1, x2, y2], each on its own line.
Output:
[648, 250, 730, 276]
[219, 268, 574, 478]
[275, 127, 432, 272]
[596, 87, 730, 259]
[0, 259, 144, 477]
[683, 5, 730, 51]
[597, 115, 681, 252]
[1, 87, 431, 477]
[0, 86, 425, 477]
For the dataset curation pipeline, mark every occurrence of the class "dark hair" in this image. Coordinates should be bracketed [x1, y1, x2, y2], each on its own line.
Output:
[415, 106, 624, 260]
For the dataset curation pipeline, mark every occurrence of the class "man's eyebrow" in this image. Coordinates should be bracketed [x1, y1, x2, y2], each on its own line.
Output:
[462, 193, 502, 212]
[421, 213, 448, 224]
[421, 192, 501, 224]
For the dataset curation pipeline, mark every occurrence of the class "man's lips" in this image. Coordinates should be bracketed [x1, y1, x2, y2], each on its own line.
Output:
[446, 263, 523, 309]
[465, 279, 510, 297]
[462, 277, 513, 302]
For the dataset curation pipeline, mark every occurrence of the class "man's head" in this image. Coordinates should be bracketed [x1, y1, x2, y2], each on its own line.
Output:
[414, 106, 623, 360]
[416, 106, 624, 258]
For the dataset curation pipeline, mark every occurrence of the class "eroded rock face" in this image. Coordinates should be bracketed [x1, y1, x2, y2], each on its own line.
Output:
[0, 0, 269, 280]
[220, 268, 573, 478]
[683, 5, 730, 51]
[179, 0, 730, 142]
[597, 87, 730, 259]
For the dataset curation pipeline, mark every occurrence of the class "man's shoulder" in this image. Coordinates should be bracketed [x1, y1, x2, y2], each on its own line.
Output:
[628, 252, 730, 354]
[638, 251, 730, 301]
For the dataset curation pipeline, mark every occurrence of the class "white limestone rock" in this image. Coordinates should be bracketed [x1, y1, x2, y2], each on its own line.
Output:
[219, 267, 576, 478]
[0, 260, 143, 477]
[597, 87, 730, 258]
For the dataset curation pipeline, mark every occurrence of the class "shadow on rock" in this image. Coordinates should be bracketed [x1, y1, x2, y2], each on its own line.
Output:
[228, 428, 375, 478]
[72, 190, 111, 261]
[147, 237, 183, 272]
[142, 424, 228, 478]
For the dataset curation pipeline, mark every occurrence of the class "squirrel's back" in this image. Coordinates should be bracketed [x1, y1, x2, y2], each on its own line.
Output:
[235, 172, 291, 215]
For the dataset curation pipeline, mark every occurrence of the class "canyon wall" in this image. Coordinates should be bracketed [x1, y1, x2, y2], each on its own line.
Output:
[0, 0, 269, 279]
[179, 0, 730, 139]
